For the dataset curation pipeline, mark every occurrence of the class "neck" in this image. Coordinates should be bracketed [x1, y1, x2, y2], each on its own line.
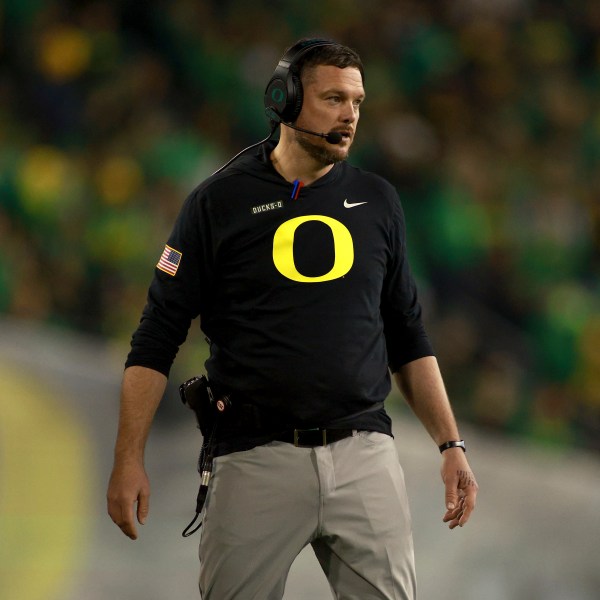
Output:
[270, 135, 334, 186]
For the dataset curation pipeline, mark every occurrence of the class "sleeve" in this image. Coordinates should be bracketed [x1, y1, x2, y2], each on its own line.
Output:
[381, 191, 434, 372]
[125, 188, 213, 377]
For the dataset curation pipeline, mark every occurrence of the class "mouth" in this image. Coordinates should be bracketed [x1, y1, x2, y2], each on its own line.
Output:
[333, 130, 353, 143]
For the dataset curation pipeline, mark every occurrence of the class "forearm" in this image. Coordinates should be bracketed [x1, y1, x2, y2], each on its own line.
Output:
[393, 355, 460, 446]
[394, 356, 478, 527]
[113, 365, 168, 464]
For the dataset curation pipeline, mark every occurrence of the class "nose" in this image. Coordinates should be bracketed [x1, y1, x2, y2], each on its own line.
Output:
[340, 100, 359, 124]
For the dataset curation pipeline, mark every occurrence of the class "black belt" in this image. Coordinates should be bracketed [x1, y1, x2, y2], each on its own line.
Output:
[275, 428, 354, 448]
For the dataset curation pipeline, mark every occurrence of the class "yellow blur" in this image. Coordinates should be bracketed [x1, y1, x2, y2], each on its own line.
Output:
[0, 364, 92, 600]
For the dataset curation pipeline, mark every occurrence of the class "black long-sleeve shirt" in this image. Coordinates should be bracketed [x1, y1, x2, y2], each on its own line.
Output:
[126, 142, 433, 440]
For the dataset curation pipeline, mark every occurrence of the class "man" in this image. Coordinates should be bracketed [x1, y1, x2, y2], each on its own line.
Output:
[107, 39, 478, 599]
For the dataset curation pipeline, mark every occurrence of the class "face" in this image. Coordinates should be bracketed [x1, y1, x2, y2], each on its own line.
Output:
[293, 64, 365, 165]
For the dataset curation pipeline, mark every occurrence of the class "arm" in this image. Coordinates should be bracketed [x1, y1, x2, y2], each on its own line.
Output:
[107, 189, 207, 538]
[107, 366, 167, 539]
[394, 355, 478, 529]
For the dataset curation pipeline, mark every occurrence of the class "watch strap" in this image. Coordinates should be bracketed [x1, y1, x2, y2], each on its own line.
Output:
[439, 440, 466, 453]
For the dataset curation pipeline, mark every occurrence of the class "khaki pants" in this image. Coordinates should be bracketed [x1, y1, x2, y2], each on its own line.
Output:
[198, 431, 416, 600]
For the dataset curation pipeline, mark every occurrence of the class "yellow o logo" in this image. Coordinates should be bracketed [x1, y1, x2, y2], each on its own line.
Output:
[273, 215, 354, 282]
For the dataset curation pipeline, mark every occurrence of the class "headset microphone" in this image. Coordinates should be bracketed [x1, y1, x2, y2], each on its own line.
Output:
[286, 123, 343, 145]
[265, 107, 343, 145]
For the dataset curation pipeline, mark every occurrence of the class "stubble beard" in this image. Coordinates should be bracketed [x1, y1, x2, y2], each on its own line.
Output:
[294, 130, 348, 166]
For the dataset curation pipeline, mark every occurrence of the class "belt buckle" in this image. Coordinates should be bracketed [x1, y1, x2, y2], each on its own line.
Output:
[293, 428, 327, 447]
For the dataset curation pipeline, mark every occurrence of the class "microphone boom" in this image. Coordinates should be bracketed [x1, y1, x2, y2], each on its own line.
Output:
[265, 107, 343, 145]
[282, 122, 343, 145]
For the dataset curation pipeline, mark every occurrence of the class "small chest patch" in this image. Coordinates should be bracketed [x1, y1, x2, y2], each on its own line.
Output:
[251, 201, 283, 215]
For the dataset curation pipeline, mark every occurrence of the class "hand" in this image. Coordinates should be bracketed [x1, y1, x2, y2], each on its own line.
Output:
[107, 460, 150, 540]
[440, 449, 478, 529]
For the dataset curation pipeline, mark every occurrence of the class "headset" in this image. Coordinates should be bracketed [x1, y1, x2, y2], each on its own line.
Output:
[213, 38, 338, 175]
[264, 38, 337, 124]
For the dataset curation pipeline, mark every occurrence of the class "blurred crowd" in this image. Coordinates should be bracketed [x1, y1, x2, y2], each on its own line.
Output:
[1, 0, 599, 451]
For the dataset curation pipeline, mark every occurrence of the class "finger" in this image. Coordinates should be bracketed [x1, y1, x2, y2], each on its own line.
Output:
[442, 496, 464, 523]
[443, 497, 462, 516]
[458, 508, 471, 527]
[444, 473, 460, 511]
[457, 487, 478, 527]
[445, 503, 465, 530]
[446, 487, 477, 528]
[137, 490, 150, 525]
[444, 513, 463, 528]
[120, 502, 138, 540]
[108, 497, 138, 540]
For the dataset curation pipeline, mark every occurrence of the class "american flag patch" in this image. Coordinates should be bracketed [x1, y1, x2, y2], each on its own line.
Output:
[157, 245, 182, 276]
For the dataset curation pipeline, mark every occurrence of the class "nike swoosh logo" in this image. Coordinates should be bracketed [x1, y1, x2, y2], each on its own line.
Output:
[344, 199, 368, 208]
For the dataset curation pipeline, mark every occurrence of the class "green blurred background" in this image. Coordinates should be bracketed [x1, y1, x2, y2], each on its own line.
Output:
[2, 0, 599, 450]
[1, 1, 600, 599]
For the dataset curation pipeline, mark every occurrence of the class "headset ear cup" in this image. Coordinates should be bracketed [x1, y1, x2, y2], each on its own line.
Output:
[264, 77, 287, 118]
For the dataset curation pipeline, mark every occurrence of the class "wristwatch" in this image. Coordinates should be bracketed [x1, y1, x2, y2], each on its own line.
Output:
[438, 440, 466, 453]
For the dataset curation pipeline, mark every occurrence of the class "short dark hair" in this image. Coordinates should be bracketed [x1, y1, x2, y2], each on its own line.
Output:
[292, 40, 365, 85]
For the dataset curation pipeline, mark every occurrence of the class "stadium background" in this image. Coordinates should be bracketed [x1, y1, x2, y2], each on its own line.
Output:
[1, 0, 599, 598]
